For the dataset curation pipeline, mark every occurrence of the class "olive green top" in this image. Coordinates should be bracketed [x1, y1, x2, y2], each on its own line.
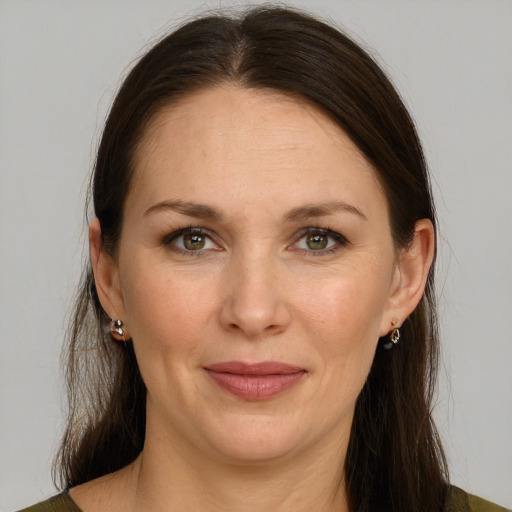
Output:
[17, 486, 510, 512]
[17, 493, 80, 512]
[446, 487, 510, 512]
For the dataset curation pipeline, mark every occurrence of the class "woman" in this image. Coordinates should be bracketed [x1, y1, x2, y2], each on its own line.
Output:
[18, 6, 508, 512]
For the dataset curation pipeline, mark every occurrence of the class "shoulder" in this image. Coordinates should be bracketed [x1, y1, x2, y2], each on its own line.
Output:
[446, 486, 510, 512]
[16, 492, 82, 512]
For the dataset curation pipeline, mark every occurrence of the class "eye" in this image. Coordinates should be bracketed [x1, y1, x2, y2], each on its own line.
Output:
[182, 232, 207, 250]
[163, 227, 219, 254]
[305, 233, 329, 250]
[293, 228, 347, 254]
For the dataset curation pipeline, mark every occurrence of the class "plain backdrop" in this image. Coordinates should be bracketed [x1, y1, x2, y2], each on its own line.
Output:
[1, 0, 511, 510]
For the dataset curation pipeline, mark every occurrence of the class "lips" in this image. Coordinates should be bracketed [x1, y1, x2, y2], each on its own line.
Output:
[204, 361, 306, 400]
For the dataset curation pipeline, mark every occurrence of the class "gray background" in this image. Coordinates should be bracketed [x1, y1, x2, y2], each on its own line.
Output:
[1, 0, 511, 510]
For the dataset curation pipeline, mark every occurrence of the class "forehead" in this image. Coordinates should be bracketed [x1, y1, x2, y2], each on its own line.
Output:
[129, 85, 386, 218]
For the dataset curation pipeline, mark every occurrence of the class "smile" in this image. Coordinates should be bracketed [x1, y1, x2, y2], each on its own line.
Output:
[204, 361, 307, 401]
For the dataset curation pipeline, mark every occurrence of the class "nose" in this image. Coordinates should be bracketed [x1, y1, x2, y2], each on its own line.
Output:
[219, 252, 291, 339]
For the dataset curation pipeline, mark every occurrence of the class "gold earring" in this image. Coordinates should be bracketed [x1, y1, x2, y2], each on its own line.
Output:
[382, 322, 401, 350]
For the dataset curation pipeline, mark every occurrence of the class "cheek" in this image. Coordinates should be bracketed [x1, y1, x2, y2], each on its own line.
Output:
[119, 264, 223, 411]
[120, 262, 219, 359]
[296, 267, 391, 346]
[294, 264, 392, 393]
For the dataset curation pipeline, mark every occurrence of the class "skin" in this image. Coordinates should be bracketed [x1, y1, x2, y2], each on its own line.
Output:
[77, 85, 435, 512]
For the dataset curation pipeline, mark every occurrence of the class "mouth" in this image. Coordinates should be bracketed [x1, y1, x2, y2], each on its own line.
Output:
[203, 361, 307, 401]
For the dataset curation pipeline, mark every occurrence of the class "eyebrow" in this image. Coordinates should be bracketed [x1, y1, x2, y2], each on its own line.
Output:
[144, 200, 225, 222]
[283, 201, 367, 222]
[144, 199, 367, 223]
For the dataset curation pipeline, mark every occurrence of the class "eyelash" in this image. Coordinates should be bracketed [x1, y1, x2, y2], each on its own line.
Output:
[292, 227, 348, 255]
[162, 226, 218, 257]
[161, 226, 348, 256]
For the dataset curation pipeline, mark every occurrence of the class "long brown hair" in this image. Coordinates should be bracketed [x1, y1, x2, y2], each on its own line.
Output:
[55, 6, 448, 511]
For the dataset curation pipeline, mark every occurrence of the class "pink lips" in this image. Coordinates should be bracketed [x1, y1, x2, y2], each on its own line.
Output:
[204, 361, 306, 401]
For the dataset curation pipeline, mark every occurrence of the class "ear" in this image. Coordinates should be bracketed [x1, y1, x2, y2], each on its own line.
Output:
[89, 218, 126, 325]
[379, 219, 435, 336]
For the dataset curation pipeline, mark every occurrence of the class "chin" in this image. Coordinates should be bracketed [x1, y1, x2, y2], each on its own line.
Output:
[200, 413, 313, 465]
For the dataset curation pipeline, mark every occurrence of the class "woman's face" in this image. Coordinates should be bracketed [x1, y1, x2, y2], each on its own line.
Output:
[102, 86, 406, 464]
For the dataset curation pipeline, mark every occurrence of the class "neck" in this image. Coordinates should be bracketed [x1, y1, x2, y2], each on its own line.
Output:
[71, 412, 351, 512]
[131, 433, 349, 512]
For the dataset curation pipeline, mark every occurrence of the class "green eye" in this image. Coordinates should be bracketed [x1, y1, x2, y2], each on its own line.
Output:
[294, 228, 347, 254]
[306, 233, 328, 250]
[183, 233, 206, 250]
[163, 227, 219, 255]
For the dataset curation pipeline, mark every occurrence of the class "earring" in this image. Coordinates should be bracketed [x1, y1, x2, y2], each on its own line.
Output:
[110, 319, 127, 341]
[382, 325, 401, 350]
